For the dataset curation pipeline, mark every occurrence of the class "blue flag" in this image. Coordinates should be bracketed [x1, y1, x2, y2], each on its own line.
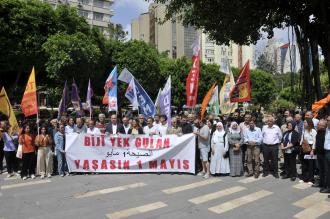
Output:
[134, 78, 156, 118]
[71, 79, 84, 116]
[106, 66, 118, 112]
[160, 76, 171, 127]
[57, 80, 70, 119]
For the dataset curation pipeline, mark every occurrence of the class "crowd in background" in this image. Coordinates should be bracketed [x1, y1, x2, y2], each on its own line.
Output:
[0, 109, 329, 198]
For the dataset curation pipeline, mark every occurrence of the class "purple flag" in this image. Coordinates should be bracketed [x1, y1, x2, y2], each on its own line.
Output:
[57, 80, 70, 119]
[86, 78, 93, 113]
[71, 79, 84, 116]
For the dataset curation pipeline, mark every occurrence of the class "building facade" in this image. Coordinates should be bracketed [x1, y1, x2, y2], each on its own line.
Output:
[44, 0, 114, 36]
[131, 3, 254, 69]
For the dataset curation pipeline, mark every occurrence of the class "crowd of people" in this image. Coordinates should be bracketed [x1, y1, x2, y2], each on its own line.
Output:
[0, 110, 329, 198]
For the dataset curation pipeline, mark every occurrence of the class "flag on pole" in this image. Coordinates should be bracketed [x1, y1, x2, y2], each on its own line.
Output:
[230, 60, 251, 102]
[200, 83, 216, 120]
[58, 80, 70, 119]
[134, 78, 156, 118]
[160, 76, 171, 127]
[154, 88, 162, 115]
[85, 78, 93, 113]
[186, 35, 200, 108]
[0, 87, 19, 134]
[103, 66, 118, 112]
[118, 68, 134, 83]
[71, 79, 84, 116]
[21, 67, 38, 117]
[219, 57, 237, 114]
[125, 78, 139, 110]
[209, 85, 220, 115]
[280, 43, 289, 74]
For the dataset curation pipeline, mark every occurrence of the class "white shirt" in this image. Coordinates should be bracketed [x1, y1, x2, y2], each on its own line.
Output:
[87, 127, 101, 135]
[112, 124, 117, 135]
[65, 125, 75, 134]
[262, 125, 282, 145]
[143, 125, 157, 135]
[301, 129, 317, 149]
[239, 122, 249, 133]
[123, 124, 130, 134]
[157, 124, 168, 137]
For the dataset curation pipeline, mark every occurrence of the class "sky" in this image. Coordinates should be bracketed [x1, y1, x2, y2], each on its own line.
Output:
[111, 0, 289, 51]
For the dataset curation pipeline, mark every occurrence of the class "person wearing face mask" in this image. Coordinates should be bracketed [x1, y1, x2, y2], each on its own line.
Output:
[280, 121, 300, 181]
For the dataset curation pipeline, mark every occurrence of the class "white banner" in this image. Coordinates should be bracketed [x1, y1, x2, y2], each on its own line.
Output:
[65, 133, 196, 174]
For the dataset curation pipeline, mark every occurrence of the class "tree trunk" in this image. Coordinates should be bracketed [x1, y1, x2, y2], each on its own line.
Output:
[310, 39, 322, 99]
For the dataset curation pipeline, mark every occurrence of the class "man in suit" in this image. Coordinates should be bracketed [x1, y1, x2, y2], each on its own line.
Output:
[105, 114, 125, 135]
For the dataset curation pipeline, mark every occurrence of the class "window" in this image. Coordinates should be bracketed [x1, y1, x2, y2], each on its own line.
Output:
[93, 12, 103, 21]
[208, 58, 214, 63]
[78, 0, 89, 5]
[78, 10, 89, 19]
[93, 0, 104, 8]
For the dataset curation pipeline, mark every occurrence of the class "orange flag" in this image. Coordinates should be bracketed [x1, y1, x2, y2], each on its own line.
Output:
[200, 83, 216, 119]
[312, 93, 330, 112]
[21, 67, 38, 117]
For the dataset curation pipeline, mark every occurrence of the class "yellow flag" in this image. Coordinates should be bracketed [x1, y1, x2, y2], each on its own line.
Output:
[0, 87, 20, 134]
[21, 67, 38, 117]
[219, 72, 237, 115]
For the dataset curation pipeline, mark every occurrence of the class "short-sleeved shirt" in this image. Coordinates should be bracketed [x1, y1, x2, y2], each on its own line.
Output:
[198, 125, 210, 149]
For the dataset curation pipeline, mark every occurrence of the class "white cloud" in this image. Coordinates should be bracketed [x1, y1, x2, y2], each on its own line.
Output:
[115, 0, 151, 13]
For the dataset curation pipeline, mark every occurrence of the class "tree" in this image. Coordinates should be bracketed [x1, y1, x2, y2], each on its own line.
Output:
[250, 69, 277, 107]
[256, 54, 277, 74]
[107, 23, 128, 41]
[42, 32, 102, 88]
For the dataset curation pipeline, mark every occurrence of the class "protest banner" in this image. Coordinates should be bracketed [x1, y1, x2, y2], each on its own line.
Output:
[65, 133, 196, 174]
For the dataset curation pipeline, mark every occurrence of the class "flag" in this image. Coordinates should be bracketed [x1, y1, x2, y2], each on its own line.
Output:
[160, 76, 171, 127]
[0, 87, 19, 134]
[125, 78, 139, 110]
[154, 88, 162, 115]
[280, 43, 289, 73]
[186, 35, 200, 107]
[201, 83, 216, 119]
[71, 79, 84, 116]
[209, 85, 220, 115]
[58, 80, 70, 119]
[312, 93, 330, 113]
[134, 78, 156, 118]
[21, 67, 38, 117]
[230, 60, 251, 102]
[118, 68, 134, 83]
[219, 57, 237, 114]
[85, 78, 93, 113]
[104, 66, 118, 112]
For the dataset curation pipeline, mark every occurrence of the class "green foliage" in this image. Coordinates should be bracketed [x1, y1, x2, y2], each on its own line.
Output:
[279, 85, 301, 105]
[269, 99, 296, 112]
[250, 69, 277, 107]
[42, 32, 101, 83]
[107, 23, 128, 41]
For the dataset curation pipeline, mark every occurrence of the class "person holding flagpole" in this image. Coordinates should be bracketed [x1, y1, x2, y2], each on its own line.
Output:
[19, 124, 36, 180]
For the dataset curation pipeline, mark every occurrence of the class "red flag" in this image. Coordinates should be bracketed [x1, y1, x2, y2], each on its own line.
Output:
[186, 52, 200, 107]
[21, 67, 38, 117]
[230, 60, 251, 102]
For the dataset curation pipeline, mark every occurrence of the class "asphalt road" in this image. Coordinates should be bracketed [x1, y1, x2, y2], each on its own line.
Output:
[1, 171, 330, 219]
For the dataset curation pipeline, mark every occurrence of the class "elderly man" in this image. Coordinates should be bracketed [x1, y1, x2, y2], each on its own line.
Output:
[305, 111, 319, 129]
[294, 113, 304, 137]
[96, 113, 107, 134]
[122, 116, 131, 134]
[138, 114, 147, 128]
[167, 118, 183, 136]
[262, 116, 282, 178]
[74, 117, 87, 134]
[105, 114, 125, 135]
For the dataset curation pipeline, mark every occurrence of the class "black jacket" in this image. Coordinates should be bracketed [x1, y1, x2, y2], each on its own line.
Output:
[315, 130, 326, 155]
[282, 130, 300, 149]
[128, 127, 144, 134]
[105, 123, 125, 134]
[181, 122, 193, 134]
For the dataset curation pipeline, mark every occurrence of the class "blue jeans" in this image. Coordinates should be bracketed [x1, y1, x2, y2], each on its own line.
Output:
[56, 151, 68, 175]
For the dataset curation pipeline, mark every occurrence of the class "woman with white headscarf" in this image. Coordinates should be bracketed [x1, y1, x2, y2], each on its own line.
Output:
[228, 121, 244, 176]
[210, 122, 230, 175]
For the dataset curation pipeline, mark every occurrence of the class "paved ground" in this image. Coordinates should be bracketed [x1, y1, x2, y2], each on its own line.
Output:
[1, 170, 330, 219]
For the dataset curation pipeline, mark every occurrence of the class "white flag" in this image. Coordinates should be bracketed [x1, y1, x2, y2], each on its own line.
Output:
[118, 68, 134, 83]
[220, 57, 230, 75]
[125, 78, 139, 110]
[208, 85, 219, 115]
